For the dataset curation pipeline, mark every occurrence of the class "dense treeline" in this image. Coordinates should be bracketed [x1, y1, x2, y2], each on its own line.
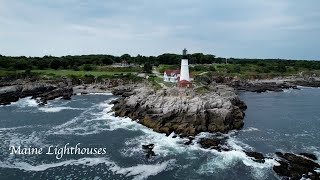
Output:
[0, 53, 320, 71]
[0, 53, 219, 70]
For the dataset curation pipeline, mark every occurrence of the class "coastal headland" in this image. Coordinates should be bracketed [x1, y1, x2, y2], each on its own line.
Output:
[1, 56, 320, 179]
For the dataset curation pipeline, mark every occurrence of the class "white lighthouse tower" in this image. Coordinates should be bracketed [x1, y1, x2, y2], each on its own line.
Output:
[180, 48, 190, 82]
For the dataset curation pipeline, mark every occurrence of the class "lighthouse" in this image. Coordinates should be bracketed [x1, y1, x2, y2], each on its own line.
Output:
[180, 48, 190, 81]
[178, 48, 192, 88]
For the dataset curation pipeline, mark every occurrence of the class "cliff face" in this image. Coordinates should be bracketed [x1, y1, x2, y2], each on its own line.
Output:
[112, 85, 247, 137]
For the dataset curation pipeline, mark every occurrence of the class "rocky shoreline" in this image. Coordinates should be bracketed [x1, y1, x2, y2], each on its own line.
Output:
[0, 77, 136, 105]
[231, 80, 320, 93]
[197, 74, 320, 93]
[1, 77, 320, 179]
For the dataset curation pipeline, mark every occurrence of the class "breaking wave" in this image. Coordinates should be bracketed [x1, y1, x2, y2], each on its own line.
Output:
[0, 158, 175, 180]
[10, 97, 38, 108]
[39, 107, 85, 113]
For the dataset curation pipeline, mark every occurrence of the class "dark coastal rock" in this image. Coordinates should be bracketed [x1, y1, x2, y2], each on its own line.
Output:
[0, 83, 57, 105]
[0, 96, 20, 105]
[245, 151, 265, 163]
[35, 87, 73, 104]
[20, 84, 56, 98]
[142, 144, 156, 159]
[112, 88, 134, 97]
[299, 153, 318, 161]
[198, 138, 222, 149]
[112, 85, 247, 137]
[233, 82, 297, 93]
[273, 152, 320, 179]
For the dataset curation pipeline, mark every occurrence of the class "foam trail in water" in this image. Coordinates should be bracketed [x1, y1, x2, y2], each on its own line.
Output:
[0, 158, 175, 180]
[39, 107, 85, 113]
[50, 98, 118, 135]
[87, 93, 113, 95]
[242, 127, 260, 132]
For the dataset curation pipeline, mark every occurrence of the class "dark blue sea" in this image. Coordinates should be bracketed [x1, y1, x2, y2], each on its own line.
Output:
[0, 87, 319, 180]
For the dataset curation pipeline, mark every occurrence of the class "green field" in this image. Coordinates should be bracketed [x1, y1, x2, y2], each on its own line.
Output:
[32, 70, 134, 77]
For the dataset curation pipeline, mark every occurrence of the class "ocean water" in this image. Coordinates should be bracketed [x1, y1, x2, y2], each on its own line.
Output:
[0, 88, 319, 180]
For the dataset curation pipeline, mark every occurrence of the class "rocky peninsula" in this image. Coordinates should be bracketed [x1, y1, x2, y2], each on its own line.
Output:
[111, 84, 247, 137]
[1, 76, 320, 179]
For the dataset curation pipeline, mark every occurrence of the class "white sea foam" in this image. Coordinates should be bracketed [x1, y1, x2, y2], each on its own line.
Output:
[226, 136, 254, 151]
[39, 107, 85, 113]
[8, 131, 43, 148]
[10, 97, 38, 108]
[242, 127, 260, 132]
[88, 93, 113, 96]
[197, 150, 279, 179]
[50, 99, 117, 135]
[110, 159, 175, 180]
[0, 158, 175, 180]
[0, 158, 111, 171]
[297, 86, 318, 89]
[0, 125, 38, 132]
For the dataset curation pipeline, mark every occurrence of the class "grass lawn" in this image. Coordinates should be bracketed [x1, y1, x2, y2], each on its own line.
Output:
[32, 70, 135, 77]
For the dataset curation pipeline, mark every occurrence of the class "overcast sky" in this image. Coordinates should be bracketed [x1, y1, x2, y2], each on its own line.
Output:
[0, 0, 319, 59]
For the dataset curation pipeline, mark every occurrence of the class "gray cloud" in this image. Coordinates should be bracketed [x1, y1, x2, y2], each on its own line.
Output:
[0, 0, 319, 60]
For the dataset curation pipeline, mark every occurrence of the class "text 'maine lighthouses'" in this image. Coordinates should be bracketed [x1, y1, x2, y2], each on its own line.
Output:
[179, 48, 192, 88]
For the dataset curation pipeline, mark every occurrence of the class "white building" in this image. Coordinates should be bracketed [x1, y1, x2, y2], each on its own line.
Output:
[163, 69, 180, 82]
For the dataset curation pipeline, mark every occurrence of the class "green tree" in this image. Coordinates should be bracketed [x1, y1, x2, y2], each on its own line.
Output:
[101, 57, 113, 65]
[50, 59, 61, 70]
[143, 63, 152, 73]
[83, 64, 93, 71]
[276, 63, 286, 73]
[14, 59, 31, 70]
[121, 54, 131, 63]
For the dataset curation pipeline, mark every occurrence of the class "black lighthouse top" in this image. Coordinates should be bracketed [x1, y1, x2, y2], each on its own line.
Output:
[182, 48, 188, 59]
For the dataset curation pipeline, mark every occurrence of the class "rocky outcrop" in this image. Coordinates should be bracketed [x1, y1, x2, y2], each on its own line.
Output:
[0, 83, 73, 105]
[245, 151, 265, 163]
[33, 87, 73, 105]
[299, 153, 318, 161]
[198, 138, 221, 149]
[112, 85, 247, 136]
[232, 81, 298, 93]
[232, 80, 320, 93]
[273, 152, 320, 179]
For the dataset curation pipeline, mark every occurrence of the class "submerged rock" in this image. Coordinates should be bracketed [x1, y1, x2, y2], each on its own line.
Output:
[112, 85, 247, 136]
